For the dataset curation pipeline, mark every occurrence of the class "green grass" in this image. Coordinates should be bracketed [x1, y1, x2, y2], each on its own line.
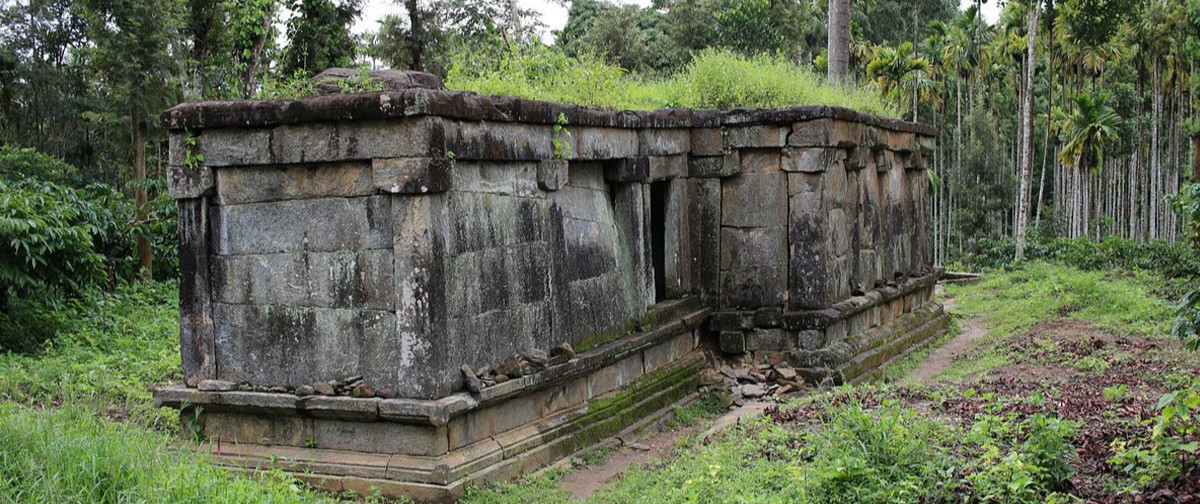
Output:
[945, 262, 1175, 340]
[0, 403, 348, 504]
[0, 281, 181, 429]
[446, 47, 897, 117]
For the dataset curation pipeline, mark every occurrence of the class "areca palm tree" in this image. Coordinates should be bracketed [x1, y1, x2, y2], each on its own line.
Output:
[866, 41, 935, 120]
[1059, 93, 1121, 172]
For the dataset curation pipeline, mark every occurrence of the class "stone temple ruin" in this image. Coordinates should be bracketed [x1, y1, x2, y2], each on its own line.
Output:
[154, 71, 946, 502]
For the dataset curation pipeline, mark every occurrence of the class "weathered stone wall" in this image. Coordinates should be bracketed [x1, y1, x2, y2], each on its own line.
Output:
[164, 87, 937, 401]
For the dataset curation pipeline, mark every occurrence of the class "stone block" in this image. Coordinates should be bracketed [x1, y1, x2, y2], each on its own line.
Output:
[215, 196, 391, 255]
[588, 353, 645, 398]
[719, 331, 746, 354]
[537, 159, 569, 191]
[200, 128, 272, 166]
[720, 171, 786, 228]
[213, 303, 399, 389]
[448, 121, 553, 161]
[167, 165, 215, 199]
[797, 330, 825, 349]
[571, 127, 639, 160]
[203, 411, 312, 446]
[690, 128, 724, 156]
[725, 125, 788, 148]
[603, 157, 649, 182]
[338, 118, 445, 161]
[740, 149, 781, 173]
[451, 161, 540, 197]
[688, 151, 741, 178]
[720, 226, 787, 308]
[270, 122, 339, 164]
[313, 419, 448, 456]
[639, 128, 690, 155]
[215, 162, 373, 205]
[783, 147, 846, 173]
[754, 307, 782, 328]
[710, 311, 754, 331]
[686, 179, 721, 303]
[372, 157, 452, 194]
[648, 155, 687, 181]
[789, 119, 861, 148]
[644, 331, 695, 374]
[745, 328, 792, 351]
[211, 253, 309, 306]
[307, 250, 395, 310]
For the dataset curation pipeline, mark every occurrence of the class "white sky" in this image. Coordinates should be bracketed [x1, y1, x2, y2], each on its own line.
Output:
[352, 0, 1003, 38]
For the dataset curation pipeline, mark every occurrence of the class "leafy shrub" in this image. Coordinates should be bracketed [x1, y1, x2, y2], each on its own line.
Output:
[962, 236, 1200, 281]
[1110, 387, 1200, 491]
[797, 398, 955, 504]
[446, 46, 896, 116]
[0, 178, 103, 307]
[0, 145, 79, 185]
[967, 413, 1079, 503]
[1169, 183, 1200, 348]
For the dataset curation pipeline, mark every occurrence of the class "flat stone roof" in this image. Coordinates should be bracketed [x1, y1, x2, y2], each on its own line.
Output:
[162, 88, 939, 136]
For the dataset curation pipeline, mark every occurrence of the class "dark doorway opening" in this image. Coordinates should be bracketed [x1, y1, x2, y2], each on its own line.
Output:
[650, 181, 668, 303]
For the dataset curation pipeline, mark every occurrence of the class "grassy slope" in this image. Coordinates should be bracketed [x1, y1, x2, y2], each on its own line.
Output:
[935, 262, 1176, 382]
[0, 282, 353, 504]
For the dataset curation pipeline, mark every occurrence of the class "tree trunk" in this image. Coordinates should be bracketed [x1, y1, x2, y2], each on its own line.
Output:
[406, 0, 424, 71]
[133, 106, 153, 280]
[1192, 134, 1200, 182]
[1014, 0, 1040, 260]
[827, 0, 850, 85]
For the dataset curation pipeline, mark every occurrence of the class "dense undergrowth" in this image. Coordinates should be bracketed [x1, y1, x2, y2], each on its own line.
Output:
[445, 47, 896, 116]
[0, 282, 367, 503]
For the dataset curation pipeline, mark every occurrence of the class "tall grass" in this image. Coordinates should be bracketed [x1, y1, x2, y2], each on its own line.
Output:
[0, 281, 181, 429]
[0, 404, 345, 503]
[446, 47, 898, 117]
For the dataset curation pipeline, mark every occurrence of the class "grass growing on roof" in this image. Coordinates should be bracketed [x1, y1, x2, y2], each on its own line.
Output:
[446, 47, 897, 117]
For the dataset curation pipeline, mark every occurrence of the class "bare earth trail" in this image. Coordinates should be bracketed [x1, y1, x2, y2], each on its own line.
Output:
[905, 297, 986, 383]
[557, 403, 772, 499]
[558, 298, 974, 499]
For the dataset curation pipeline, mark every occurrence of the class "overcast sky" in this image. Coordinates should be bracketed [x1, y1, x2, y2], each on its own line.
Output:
[351, 0, 1003, 38]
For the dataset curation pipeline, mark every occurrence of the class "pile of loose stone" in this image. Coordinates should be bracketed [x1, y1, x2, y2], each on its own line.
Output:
[719, 360, 808, 407]
[460, 342, 577, 393]
[195, 376, 399, 399]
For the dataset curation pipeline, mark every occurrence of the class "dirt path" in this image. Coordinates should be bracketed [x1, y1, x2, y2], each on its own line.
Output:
[558, 402, 771, 500]
[905, 299, 987, 383]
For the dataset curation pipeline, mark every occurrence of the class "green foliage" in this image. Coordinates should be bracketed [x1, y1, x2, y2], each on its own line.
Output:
[1169, 183, 1200, 348]
[0, 403, 347, 503]
[665, 391, 727, 429]
[0, 178, 103, 307]
[0, 146, 78, 185]
[967, 413, 1079, 503]
[797, 398, 956, 503]
[0, 281, 179, 428]
[1110, 386, 1200, 491]
[446, 47, 896, 115]
[962, 236, 1200, 281]
[945, 261, 1173, 342]
[280, 0, 361, 78]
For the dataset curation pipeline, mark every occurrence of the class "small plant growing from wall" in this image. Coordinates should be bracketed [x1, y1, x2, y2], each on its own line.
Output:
[552, 113, 573, 160]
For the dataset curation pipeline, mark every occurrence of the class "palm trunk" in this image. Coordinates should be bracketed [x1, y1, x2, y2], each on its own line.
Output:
[827, 0, 850, 84]
[1014, 1, 1040, 260]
